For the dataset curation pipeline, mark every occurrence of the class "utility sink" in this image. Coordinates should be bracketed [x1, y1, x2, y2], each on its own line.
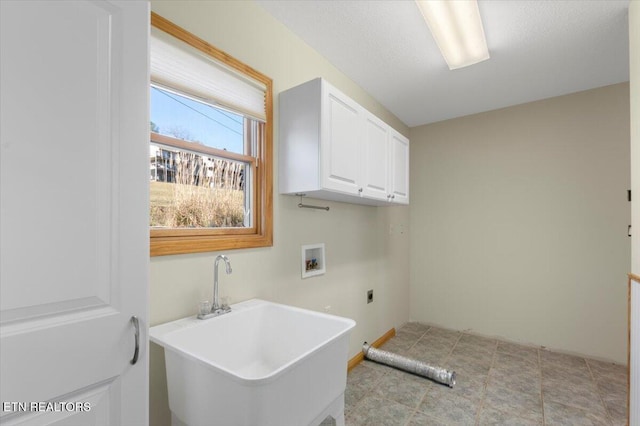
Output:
[150, 299, 356, 426]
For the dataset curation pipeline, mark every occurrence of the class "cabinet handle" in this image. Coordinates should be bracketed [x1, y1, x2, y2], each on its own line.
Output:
[387, 194, 391, 199]
[391, 195, 395, 199]
[358, 188, 363, 193]
[130, 316, 139, 365]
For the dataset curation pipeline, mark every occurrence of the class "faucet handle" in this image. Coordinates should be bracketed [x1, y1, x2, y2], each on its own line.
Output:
[198, 301, 212, 316]
[220, 297, 230, 311]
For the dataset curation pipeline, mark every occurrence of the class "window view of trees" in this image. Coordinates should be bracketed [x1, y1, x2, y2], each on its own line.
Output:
[150, 87, 253, 229]
[150, 13, 272, 255]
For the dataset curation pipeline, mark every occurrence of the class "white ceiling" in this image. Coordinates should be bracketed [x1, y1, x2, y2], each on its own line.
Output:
[256, 0, 630, 127]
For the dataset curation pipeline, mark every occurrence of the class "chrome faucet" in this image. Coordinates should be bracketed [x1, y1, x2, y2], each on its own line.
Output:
[213, 254, 232, 310]
[198, 254, 232, 319]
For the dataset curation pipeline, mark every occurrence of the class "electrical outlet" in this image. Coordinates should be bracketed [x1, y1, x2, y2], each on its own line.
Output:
[367, 289, 373, 304]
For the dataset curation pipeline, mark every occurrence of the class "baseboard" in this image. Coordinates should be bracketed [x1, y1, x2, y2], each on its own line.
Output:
[347, 328, 396, 372]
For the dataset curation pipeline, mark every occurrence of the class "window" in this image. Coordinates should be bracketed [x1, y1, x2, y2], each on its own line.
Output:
[150, 13, 272, 256]
[150, 87, 256, 228]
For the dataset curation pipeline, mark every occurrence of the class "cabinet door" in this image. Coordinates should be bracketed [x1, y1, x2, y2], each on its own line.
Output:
[389, 129, 410, 204]
[361, 111, 389, 201]
[321, 85, 361, 195]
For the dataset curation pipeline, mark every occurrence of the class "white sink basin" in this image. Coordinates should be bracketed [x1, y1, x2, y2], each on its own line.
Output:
[150, 299, 356, 426]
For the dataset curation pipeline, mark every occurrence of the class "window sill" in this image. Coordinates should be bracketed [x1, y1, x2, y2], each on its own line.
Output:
[150, 231, 272, 256]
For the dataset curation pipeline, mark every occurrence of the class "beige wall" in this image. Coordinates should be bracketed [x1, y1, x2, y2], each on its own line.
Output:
[409, 83, 630, 364]
[148, 1, 410, 425]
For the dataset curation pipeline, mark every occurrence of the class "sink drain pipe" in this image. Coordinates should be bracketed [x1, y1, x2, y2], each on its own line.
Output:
[362, 343, 456, 388]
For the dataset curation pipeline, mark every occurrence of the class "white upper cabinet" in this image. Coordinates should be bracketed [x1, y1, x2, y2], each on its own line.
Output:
[321, 87, 362, 195]
[279, 78, 409, 206]
[361, 111, 390, 201]
[389, 128, 410, 204]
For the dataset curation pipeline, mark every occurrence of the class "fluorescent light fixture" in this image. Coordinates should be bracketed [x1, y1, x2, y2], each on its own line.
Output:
[416, 0, 490, 70]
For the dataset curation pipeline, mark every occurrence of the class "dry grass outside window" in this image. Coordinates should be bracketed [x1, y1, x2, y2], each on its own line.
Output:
[150, 151, 247, 228]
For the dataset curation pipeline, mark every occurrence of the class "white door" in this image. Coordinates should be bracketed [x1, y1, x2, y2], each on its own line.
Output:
[321, 85, 362, 195]
[361, 112, 389, 201]
[0, 1, 149, 425]
[388, 129, 410, 204]
[629, 2, 639, 424]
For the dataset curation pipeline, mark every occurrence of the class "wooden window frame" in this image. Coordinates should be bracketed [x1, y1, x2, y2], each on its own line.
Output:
[150, 13, 273, 256]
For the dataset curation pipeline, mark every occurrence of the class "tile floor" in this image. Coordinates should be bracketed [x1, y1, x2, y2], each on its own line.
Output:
[342, 323, 627, 426]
